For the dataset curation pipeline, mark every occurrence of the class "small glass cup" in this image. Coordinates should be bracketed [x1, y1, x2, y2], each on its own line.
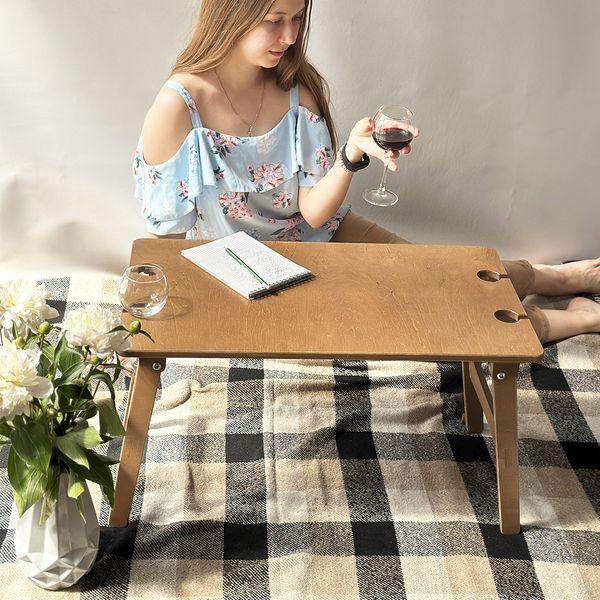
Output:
[118, 264, 168, 318]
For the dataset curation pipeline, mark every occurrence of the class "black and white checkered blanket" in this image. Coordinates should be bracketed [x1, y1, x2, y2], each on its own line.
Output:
[1, 276, 599, 599]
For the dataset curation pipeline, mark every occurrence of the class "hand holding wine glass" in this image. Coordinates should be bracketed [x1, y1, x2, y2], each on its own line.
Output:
[359, 105, 417, 207]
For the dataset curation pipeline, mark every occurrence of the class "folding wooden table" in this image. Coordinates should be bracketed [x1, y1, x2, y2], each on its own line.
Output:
[110, 239, 543, 534]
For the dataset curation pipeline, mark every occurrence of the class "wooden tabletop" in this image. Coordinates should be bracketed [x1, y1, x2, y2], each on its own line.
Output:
[120, 239, 543, 363]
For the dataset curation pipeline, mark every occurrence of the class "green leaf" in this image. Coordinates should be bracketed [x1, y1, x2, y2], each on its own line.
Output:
[41, 342, 55, 363]
[138, 330, 155, 343]
[39, 353, 52, 376]
[95, 397, 126, 436]
[85, 451, 116, 506]
[62, 425, 104, 449]
[24, 334, 40, 350]
[46, 465, 61, 493]
[110, 359, 125, 383]
[7, 448, 47, 516]
[57, 382, 92, 400]
[39, 466, 61, 524]
[53, 333, 83, 375]
[58, 346, 84, 377]
[89, 451, 120, 466]
[99, 359, 126, 381]
[9, 421, 52, 472]
[56, 427, 103, 469]
[68, 469, 86, 500]
[53, 332, 68, 362]
[57, 393, 89, 413]
[39, 494, 57, 524]
[106, 325, 127, 334]
[56, 442, 88, 469]
[89, 371, 116, 401]
[82, 406, 98, 420]
[0, 421, 12, 437]
[61, 450, 117, 507]
[100, 484, 115, 508]
[12, 414, 26, 428]
[58, 361, 87, 383]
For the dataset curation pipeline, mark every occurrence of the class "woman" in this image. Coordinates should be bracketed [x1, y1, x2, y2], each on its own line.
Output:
[133, 0, 600, 344]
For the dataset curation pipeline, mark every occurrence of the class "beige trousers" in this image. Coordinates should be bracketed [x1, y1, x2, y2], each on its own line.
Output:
[331, 211, 549, 343]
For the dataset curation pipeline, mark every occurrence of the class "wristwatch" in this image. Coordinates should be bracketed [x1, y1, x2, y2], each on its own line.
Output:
[338, 143, 370, 172]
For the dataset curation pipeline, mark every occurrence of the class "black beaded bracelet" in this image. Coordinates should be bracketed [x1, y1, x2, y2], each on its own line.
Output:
[338, 143, 370, 172]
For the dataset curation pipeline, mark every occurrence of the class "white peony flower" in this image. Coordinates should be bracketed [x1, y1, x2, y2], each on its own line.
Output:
[0, 346, 53, 421]
[0, 281, 60, 338]
[63, 305, 131, 358]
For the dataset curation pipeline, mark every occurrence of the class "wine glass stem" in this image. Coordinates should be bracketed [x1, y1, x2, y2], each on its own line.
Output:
[377, 164, 389, 195]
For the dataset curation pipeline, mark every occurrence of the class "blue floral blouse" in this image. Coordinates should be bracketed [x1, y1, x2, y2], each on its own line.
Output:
[133, 81, 349, 241]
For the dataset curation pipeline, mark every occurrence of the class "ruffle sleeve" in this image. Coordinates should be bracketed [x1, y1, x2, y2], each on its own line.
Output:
[132, 132, 204, 235]
[295, 107, 334, 188]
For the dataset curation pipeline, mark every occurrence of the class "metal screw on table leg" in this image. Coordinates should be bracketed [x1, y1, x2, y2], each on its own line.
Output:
[496, 372, 506, 381]
[152, 362, 162, 371]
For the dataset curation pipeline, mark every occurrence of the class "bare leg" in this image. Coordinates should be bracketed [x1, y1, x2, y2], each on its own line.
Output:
[540, 298, 600, 343]
[530, 258, 600, 296]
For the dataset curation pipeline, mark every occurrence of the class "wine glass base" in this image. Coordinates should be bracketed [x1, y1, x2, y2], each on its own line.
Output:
[363, 189, 399, 207]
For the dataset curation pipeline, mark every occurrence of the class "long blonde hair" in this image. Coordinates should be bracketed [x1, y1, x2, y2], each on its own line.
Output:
[171, 0, 337, 152]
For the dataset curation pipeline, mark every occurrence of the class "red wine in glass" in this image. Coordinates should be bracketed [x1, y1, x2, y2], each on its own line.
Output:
[372, 128, 413, 151]
[363, 105, 414, 207]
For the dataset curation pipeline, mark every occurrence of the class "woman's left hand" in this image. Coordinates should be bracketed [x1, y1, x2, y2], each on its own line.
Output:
[345, 117, 420, 171]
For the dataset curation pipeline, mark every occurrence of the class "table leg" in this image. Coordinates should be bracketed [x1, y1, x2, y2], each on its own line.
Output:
[462, 361, 484, 433]
[491, 362, 520, 534]
[109, 357, 166, 527]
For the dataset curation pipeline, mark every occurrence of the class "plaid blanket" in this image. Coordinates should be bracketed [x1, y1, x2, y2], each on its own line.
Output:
[1, 276, 599, 599]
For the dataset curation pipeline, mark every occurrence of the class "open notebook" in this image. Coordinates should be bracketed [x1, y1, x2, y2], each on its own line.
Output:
[181, 232, 313, 299]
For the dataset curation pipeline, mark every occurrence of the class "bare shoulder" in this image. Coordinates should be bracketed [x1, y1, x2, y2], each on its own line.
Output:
[142, 74, 212, 165]
[169, 72, 213, 96]
[298, 83, 322, 116]
[142, 89, 192, 165]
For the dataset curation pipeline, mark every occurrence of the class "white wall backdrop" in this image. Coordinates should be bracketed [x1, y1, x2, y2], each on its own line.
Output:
[1, 0, 599, 278]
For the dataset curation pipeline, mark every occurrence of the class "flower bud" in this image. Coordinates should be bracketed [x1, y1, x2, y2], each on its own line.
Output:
[47, 407, 57, 418]
[128, 321, 141, 334]
[38, 321, 52, 335]
[73, 378, 86, 387]
[90, 355, 101, 366]
[14, 336, 26, 349]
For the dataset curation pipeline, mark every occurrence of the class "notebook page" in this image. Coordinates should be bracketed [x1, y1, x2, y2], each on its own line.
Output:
[181, 232, 311, 298]
[225, 233, 310, 285]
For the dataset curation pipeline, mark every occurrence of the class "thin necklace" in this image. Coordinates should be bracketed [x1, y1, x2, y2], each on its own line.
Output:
[214, 68, 266, 136]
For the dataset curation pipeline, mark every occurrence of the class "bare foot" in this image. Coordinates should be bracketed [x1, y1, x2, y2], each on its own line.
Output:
[566, 297, 600, 332]
[532, 258, 600, 296]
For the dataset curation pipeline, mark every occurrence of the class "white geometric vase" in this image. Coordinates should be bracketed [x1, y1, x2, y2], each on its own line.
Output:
[14, 474, 100, 590]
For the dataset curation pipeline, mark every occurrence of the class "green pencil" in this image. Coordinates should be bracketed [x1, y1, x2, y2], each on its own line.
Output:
[225, 247, 268, 287]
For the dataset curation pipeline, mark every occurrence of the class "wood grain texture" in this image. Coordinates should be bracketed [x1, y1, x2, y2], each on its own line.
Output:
[112, 240, 540, 532]
[462, 361, 484, 433]
[109, 357, 165, 528]
[491, 362, 521, 535]
[121, 239, 543, 362]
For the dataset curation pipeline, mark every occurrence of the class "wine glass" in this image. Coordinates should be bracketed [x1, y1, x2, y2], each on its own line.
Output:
[118, 264, 168, 318]
[363, 105, 414, 207]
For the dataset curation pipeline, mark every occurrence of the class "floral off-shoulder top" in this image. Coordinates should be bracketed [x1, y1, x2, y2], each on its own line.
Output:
[132, 81, 349, 241]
